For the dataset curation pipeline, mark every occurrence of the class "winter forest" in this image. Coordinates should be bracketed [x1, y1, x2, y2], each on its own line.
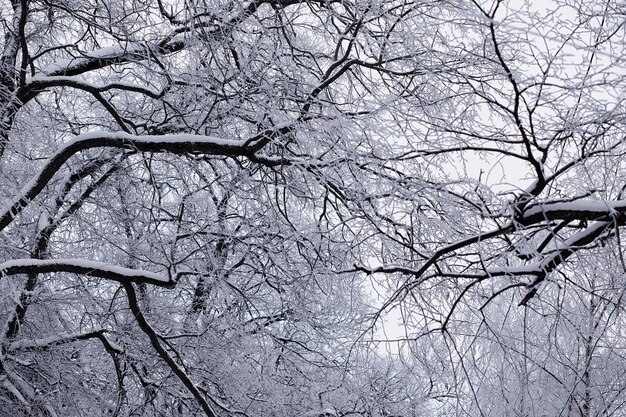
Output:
[0, 0, 624, 415]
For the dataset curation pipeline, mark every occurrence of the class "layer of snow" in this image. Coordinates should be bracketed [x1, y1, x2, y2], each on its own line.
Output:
[523, 199, 626, 219]
[73, 130, 243, 147]
[27, 76, 162, 97]
[0, 258, 170, 284]
[40, 43, 148, 76]
[8, 330, 103, 352]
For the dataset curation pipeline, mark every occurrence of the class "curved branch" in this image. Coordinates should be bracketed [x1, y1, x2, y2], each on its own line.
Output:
[0, 129, 283, 232]
[0, 258, 173, 287]
[354, 223, 514, 278]
[21, 76, 165, 104]
[36, 0, 304, 79]
[7, 329, 118, 353]
[36, 29, 189, 78]
[515, 220, 613, 304]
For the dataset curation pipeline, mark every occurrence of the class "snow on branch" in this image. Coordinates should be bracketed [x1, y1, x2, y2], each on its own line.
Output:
[38, 37, 186, 78]
[35, 0, 303, 79]
[0, 258, 174, 287]
[7, 329, 122, 353]
[22, 76, 165, 103]
[519, 200, 626, 225]
[490, 221, 611, 277]
[354, 200, 624, 307]
[0, 128, 286, 232]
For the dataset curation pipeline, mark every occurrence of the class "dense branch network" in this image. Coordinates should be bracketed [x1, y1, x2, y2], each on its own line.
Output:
[0, 0, 623, 415]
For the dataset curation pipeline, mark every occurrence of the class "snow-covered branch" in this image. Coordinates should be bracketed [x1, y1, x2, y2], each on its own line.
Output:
[38, 42, 179, 78]
[519, 200, 626, 225]
[22, 76, 165, 103]
[33, 0, 303, 79]
[7, 329, 121, 353]
[0, 129, 285, 232]
[0, 258, 173, 287]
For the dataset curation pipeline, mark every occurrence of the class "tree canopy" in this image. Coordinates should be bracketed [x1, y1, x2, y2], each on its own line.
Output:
[0, 0, 624, 416]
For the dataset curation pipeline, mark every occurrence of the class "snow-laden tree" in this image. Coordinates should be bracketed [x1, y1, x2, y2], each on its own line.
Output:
[0, 0, 624, 416]
[0, 0, 455, 415]
[356, 1, 626, 415]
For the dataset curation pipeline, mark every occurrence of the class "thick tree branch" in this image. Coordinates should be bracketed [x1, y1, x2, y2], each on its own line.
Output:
[0, 258, 173, 287]
[519, 200, 626, 225]
[35, 0, 304, 79]
[123, 282, 217, 417]
[7, 329, 119, 353]
[0, 128, 287, 232]
[22, 76, 165, 103]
